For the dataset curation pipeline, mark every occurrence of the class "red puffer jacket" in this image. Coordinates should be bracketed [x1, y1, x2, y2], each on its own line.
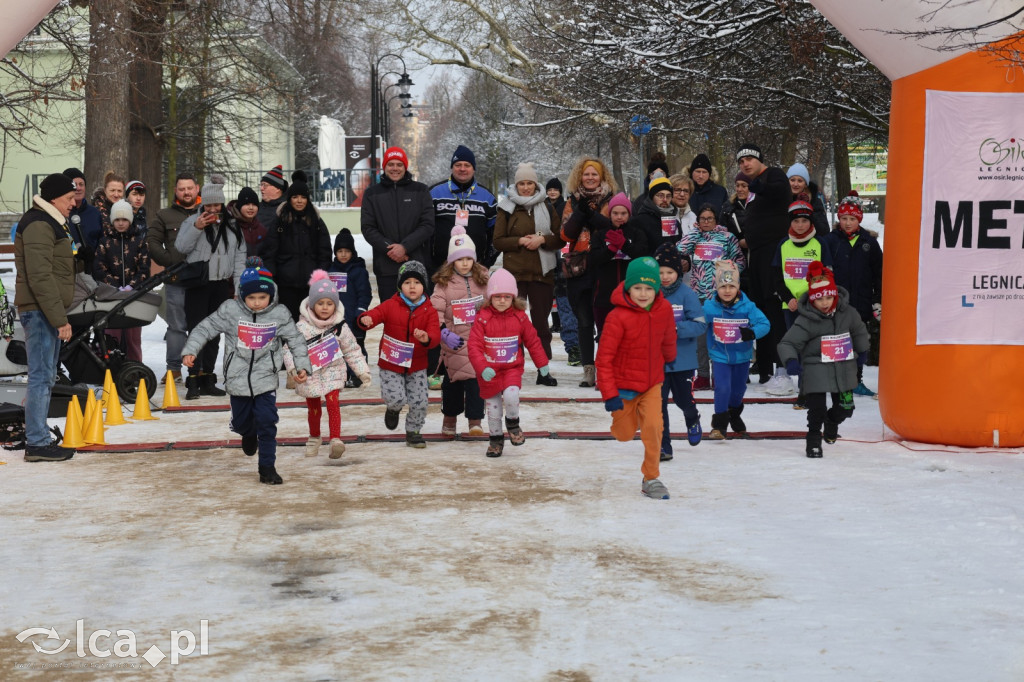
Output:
[358, 294, 440, 374]
[468, 304, 549, 399]
[596, 283, 677, 400]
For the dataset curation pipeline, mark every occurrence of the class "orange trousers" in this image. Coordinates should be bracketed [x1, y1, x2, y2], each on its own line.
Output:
[610, 383, 664, 481]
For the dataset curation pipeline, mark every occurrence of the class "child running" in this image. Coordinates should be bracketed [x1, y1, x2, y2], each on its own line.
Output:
[182, 257, 311, 485]
[702, 260, 771, 440]
[595, 257, 677, 499]
[328, 228, 373, 388]
[358, 260, 440, 448]
[285, 270, 371, 459]
[468, 268, 550, 458]
[778, 262, 869, 457]
[654, 244, 707, 459]
[431, 226, 489, 437]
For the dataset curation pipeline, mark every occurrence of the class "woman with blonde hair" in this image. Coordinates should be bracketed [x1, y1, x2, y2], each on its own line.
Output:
[560, 156, 617, 387]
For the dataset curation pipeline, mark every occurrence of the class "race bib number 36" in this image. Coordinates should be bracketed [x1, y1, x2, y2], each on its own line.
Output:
[380, 333, 414, 368]
[821, 333, 854, 363]
[483, 336, 519, 364]
[712, 317, 748, 344]
[237, 321, 276, 350]
[694, 242, 725, 262]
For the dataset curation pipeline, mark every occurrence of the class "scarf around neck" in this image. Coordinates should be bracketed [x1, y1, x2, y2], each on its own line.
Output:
[499, 190, 557, 276]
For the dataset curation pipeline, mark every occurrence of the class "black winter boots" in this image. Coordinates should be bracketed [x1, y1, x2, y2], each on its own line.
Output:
[708, 412, 730, 440]
[728, 405, 747, 435]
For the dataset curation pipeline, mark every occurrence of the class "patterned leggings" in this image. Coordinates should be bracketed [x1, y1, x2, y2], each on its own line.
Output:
[306, 389, 341, 439]
[379, 369, 428, 432]
[485, 386, 520, 436]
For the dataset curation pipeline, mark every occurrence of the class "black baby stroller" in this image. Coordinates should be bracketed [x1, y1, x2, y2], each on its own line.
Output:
[61, 262, 184, 403]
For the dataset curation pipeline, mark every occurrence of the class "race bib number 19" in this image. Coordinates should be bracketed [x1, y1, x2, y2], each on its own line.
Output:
[483, 336, 519, 364]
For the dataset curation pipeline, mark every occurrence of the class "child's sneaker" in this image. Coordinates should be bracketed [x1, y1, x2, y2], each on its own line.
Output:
[329, 438, 346, 459]
[259, 466, 283, 484]
[441, 416, 457, 437]
[641, 478, 670, 499]
[468, 420, 484, 436]
[659, 448, 673, 462]
[241, 435, 258, 456]
[406, 431, 426, 448]
[304, 437, 321, 457]
[853, 382, 876, 397]
[687, 420, 702, 446]
[765, 371, 796, 396]
[567, 346, 582, 367]
[506, 418, 525, 446]
[691, 376, 712, 391]
[486, 435, 504, 457]
[384, 408, 400, 431]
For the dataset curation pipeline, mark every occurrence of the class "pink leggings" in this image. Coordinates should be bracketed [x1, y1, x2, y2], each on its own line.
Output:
[306, 389, 341, 439]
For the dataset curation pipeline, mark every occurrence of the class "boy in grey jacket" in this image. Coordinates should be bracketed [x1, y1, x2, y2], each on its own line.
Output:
[778, 262, 869, 458]
[182, 257, 311, 484]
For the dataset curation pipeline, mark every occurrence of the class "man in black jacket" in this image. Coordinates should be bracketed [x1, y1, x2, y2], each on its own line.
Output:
[360, 146, 435, 302]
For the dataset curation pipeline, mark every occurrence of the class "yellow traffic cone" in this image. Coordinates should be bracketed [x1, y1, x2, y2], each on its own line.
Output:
[84, 394, 106, 445]
[131, 378, 157, 421]
[83, 389, 98, 433]
[102, 369, 115, 410]
[104, 382, 128, 426]
[161, 370, 181, 409]
[62, 395, 86, 448]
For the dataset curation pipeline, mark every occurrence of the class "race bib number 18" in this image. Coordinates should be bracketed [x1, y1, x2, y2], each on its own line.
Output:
[237, 321, 276, 350]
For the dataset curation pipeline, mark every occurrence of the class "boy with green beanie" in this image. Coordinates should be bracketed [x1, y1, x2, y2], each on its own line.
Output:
[596, 257, 678, 499]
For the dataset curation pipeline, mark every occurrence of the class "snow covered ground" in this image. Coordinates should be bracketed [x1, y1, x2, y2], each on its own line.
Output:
[3, 221, 1024, 680]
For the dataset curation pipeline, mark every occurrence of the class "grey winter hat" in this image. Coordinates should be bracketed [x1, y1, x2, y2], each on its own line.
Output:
[201, 182, 226, 205]
[398, 260, 429, 290]
[110, 200, 133, 223]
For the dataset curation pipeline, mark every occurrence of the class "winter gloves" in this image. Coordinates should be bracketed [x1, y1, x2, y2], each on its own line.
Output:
[481, 367, 496, 382]
[786, 359, 801, 377]
[605, 229, 626, 253]
[604, 395, 624, 412]
[441, 328, 464, 350]
[739, 326, 756, 342]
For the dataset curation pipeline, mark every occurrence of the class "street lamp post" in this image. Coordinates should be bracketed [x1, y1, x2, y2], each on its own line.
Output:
[369, 54, 413, 182]
[384, 92, 414, 146]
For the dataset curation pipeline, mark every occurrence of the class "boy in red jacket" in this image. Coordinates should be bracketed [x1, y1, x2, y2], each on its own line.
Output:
[359, 260, 441, 447]
[596, 257, 678, 499]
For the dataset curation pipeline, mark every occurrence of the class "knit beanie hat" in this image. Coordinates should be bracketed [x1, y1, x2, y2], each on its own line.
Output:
[110, 200, 133, 223]
[624, 256, 661, 293]
[236, 186, 259, 209]
[788, 200, 815, 241]
[40, 173, 77, 202]
[287, 181, 310, 200]
[514, 162, 539, 186]
[735, 143, 763, 162]
[545, 177, 563, 193]
[837, 190, 864, 223]
[689, 153, 713, 176]
[713, 259, 741, 290]
[447, 225, 477, 264]
[787, 163, 810, 184]
[647, 177, 673, 199]
[261, 164, 287, 191]
[334, 227, 355, 252]
[383, 146, 409, 169]
[486, 267, 518, 299]
[654, 243, 687, 277]
[308, 269, 340, 308]
[63, 167, 85, 182]
[201, 182, 226, 205]
[451, 145, 476, 169]
[398, 260, 428, 290]
[734, 172, 750, 185]
[239, 256, 276, 299]
[125, 180, 146, 195]
[607, 192, 633, 216]
[806, 261, 838, 311]
[646, 152, 669, 177]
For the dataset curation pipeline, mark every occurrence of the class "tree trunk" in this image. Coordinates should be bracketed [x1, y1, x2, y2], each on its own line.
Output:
[84, 0, 131, 189]
[128, 1, 167, 205]
[609, 132, 624, 194]
[831, 111, 852, 201]
[779, 120, 800, 168]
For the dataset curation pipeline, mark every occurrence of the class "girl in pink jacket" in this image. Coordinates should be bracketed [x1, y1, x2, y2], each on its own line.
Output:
[468, 268, 550, 457]
[285, 270, 371, 459]
[430, 226, 490, 437]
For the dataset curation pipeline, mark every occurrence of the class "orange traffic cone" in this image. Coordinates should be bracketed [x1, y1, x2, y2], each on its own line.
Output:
[104, 382, 128, 426]
[82, 389, 98, 433]
[84, 393, 106, 445]
[131, 378, 157, 421]
[161, 370, 181, 409]
[62, 395, 86, 448]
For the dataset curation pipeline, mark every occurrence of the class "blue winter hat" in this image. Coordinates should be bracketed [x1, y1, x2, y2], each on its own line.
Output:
[787, 163, 810, 184]
[239, 256, 276, 299]
[451, 145, 476, 169]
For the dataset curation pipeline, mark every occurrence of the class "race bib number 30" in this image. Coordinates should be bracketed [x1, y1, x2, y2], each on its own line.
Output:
[712, 317, 748, 344]
[452, 296, 483, 326]
[380, 334, 414, 368]
[237, 321, 276, 350]
[328, 272, 348, 292]
[821, 333, 854, 363]
[308, 335, 341, 370]
[483, 335, 519, 364]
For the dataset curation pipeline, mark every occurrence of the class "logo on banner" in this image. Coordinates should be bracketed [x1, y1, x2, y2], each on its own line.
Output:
[978, 137, 1024, 168]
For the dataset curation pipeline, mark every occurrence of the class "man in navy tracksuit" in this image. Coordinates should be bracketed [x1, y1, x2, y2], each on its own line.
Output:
[428, 145, 498, 273]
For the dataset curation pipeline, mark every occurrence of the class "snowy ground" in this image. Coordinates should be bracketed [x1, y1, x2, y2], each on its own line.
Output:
[3, 221, 1024, 680]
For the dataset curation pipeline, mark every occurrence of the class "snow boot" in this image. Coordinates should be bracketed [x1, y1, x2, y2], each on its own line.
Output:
[185, 375, 201, 400]
[200, 373, 227, 397]
[304, 437, 321, 457]
[806, 431, 823, 458]
[384, 408, 400, 431]
[579, 364, 596, 387]
[823, 419, 840, 444]
[259, 466, 283, 484]
[441, 415, 458, 437]
[486, 435, 504, 457]
[468, 419, 484, 436]
[329, 438, 346, 459]
[728, 405, 747, 436]
[406, 431, 426, 448]
[506, 418, 525, 446]
[536, 369, 558, 386]
[707, 412, 730, 440]
[241, 435, 257, 456]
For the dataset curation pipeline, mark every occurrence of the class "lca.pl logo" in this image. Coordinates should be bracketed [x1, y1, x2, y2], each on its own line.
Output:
[16, 620, 209, 668]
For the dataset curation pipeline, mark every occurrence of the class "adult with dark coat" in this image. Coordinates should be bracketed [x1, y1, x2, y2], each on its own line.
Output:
[63, 167, 102, 254]
[229, 186, 267, 257]
[360, 146, 435, 303]
[257, 164, 288, 232]
[736, 142, 793, 384]
[14, 173, 82, 462]
[259, 177, 332, 320]
[429, 144, 498, 270]
[630, 151, 670, 215]
[148, 172, 201, 383]
[631, 177, 680, 254]
[787, 163, 830, 235]
[688, 153, 730, 217]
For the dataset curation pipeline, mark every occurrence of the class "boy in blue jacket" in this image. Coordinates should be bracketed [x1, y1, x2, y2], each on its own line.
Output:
[702, 260, 771, 440]
[328, 228, 373, 387]
[654, 244, 706, 459]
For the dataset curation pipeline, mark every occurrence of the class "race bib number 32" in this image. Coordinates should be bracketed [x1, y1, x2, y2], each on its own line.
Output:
[712, 317, 748, 344]
[237, 321, 276, 350]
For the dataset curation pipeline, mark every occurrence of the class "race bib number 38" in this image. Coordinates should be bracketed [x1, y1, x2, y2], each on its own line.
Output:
[237, 321, 276, 350]
[712, 317, 748, 344]
[380, 333, 414, 368]
[483, 336, 519, 364]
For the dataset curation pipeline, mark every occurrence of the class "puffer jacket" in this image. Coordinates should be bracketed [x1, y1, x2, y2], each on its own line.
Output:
[361, 172, 435, 277]
[259, 204, 332, 289]
[182, 294, 310, 397]
[661, 280, 707, 373]
[358, 293, 441, 374]
[595, 284, 677, 401]
[175, 211, 248, 288]
[701, 291, 771, 365]
[431, 273, 488, 382]
[468, 303, 549, 399]
[778, 287, 870, 395]
[14, 197, 80, 327]
[677, 226, 746, 301]
[283, 296, 370, 398]
[93, 223, 150, 290]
